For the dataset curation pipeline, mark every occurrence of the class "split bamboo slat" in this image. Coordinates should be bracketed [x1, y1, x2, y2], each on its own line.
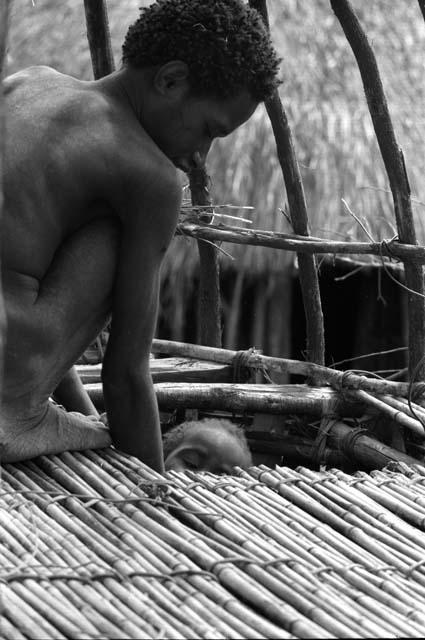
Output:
[2, 449, 425, 638]
[77, 358, 233, 385]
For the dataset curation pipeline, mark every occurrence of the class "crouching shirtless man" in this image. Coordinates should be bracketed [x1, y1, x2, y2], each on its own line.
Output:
[1, 0, 280, 470]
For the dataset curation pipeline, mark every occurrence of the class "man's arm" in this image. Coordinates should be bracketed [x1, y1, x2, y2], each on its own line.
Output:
[102, 164, 181, 472]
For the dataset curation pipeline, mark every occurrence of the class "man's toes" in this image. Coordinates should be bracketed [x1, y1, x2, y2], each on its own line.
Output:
[84, 423, 112, 449]
[69, 412, 101, 423]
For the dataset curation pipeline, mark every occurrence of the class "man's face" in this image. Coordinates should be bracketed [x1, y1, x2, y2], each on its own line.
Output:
[152, 89, 259, 171]
[164, 426, 252, 474]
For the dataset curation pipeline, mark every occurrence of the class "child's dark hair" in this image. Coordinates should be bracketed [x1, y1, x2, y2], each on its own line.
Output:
[163, 418, 252, 464]
[122, 0, 281, 101]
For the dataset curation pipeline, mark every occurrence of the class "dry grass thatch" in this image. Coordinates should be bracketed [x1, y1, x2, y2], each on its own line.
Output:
[2, 448, 425, 637]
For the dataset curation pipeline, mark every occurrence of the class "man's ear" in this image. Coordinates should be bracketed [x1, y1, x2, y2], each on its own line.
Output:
[154, 61, 190, 98]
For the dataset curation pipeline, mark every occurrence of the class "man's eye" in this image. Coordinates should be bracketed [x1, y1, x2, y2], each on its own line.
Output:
[183, 457, 200, 470]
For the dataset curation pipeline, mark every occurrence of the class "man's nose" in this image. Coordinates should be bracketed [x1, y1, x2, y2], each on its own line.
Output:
[199, 140, 212, 163]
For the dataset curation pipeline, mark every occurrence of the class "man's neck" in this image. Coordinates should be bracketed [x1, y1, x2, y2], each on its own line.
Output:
[94, 66, 153, 126]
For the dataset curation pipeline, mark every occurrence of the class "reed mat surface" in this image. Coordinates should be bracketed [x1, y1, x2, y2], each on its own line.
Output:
[2, 450, 425, 638]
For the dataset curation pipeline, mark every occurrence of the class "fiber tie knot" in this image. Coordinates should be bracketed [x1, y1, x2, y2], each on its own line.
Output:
[232, 348, 256, 383]
[342, 426, 370, 457]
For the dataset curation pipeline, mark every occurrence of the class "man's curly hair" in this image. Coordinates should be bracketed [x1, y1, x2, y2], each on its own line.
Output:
[122, 0, 281, 101]
[163, 418, 252, 465]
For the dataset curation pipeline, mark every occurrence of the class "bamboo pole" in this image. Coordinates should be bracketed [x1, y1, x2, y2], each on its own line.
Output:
[77, 358, 232, 384]
[250, 465, 423, 575]
[189, 474, 419, 636]
[0, 0, 11, 420]
[247, 436, 352, 468]
[6, 450, 425, 636]
[178, 220, 425, 264]
[27, 469, 226, 638]
[152, 382, 362, 416]
[201, 478, 420, 632]
[0, 616, 27, 640]
[2, 588, 64, 639]
[378, 394, 425, 425]
[167, 465, 425, 633]
[188, 166, 222, 347]
[151, 338, 425, 397]
[249, 0, 325, 367]
[84, 378, 361, 415]
[313, 469, 425, 557]
[327, 419, 424, 469]
[330, 0, 425, 381]
[83, 0, 115, 79]
[348, 389, 425, 437]
[54, 457, 325, 638]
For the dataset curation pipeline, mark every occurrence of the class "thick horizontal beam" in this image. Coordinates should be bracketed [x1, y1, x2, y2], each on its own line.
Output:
[85, 381, 364, 417]
[151, 339, 421, 398]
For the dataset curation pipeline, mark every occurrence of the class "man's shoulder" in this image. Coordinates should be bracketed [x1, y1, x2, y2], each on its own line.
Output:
[5, 65, 89, 121]
[98, 119, 182, 224]
[5, 65, 68, 90]
[6, 64, 58, 78]
[110, 146, 182, 211]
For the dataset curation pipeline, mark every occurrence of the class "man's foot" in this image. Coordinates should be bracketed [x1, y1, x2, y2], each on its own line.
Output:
[0, 401, 112, 463]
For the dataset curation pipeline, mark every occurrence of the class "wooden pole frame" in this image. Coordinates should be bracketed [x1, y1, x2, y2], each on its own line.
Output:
[80, 1, 424, 389]
[188, 167, 222, 347]
[83, 0, 115, 79]
[151, 338, 425, 398]
[330, 0, 425, 381]
[178, 220, 425, 264]
[249, 0, 325, 367]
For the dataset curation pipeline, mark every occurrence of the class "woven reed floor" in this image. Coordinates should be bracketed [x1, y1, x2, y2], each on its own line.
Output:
[1, 450, 425, 638]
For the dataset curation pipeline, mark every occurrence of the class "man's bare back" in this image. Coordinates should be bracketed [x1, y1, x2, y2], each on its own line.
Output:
[2, 65, 181, 466]
[0, 0, 278, 469]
